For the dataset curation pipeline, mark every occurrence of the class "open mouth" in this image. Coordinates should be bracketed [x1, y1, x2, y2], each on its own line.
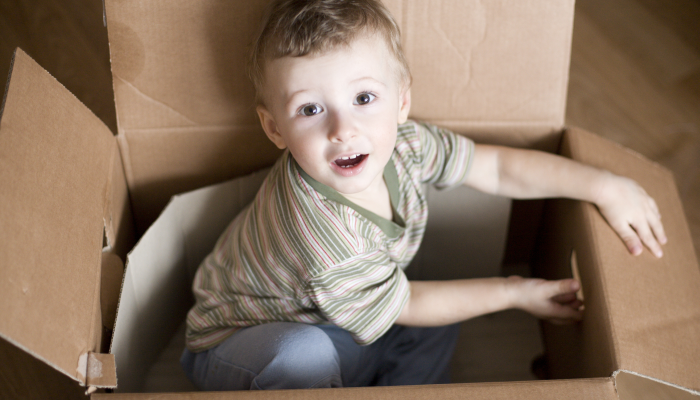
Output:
[334, 154, 367, 168]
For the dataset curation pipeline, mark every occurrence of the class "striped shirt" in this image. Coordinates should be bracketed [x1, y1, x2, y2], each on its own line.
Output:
[185, 120, 474, 352]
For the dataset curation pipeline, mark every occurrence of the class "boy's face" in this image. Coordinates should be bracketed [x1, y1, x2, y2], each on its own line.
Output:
[256, 35, 411, 197]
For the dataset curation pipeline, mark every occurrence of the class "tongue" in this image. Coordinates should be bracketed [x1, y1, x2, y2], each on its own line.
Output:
[335, 154, 365, 167]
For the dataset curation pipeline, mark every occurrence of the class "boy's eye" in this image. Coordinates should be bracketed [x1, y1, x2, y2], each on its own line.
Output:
[354, 93, 375, 105]
[300, 104, 323, 116]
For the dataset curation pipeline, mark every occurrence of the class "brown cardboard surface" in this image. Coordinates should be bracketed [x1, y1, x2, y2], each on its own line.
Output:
[563, 127, 700, 392]
[95, 378, 618, 400]
[105, 1, 263, 130]
[104, 0, 574, 231]
[385, 0, 573, 145]
[117, 126, 280, 233]
[0, 49, 115, 386]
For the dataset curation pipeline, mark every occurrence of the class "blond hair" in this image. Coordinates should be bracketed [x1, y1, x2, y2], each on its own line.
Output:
[248, 0, 411, 104]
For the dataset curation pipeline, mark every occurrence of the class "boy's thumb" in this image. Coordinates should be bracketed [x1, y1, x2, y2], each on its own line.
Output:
[551, 279, 579, 296]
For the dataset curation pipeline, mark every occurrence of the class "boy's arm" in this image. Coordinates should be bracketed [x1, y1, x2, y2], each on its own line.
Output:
[463, 144, 667, 257]
[395, 277, 583, 326]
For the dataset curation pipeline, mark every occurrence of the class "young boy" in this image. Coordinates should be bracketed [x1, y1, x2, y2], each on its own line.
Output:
[181, 0, 667, 391]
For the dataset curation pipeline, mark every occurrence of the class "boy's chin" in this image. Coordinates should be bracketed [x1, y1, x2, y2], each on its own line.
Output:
[328, 176, 376, 196]
[331, 182, 369, 195]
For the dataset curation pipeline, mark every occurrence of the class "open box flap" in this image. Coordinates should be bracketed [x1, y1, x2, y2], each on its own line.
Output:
[0, 49, 116, 387]
[95, 378, 618, 399]
[562, 127, 700, 393]
[104, 0, 574, 230]
[386, 0, 573, 147]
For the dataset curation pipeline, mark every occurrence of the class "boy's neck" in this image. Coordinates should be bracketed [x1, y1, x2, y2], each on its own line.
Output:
[339, 174, 393, 221]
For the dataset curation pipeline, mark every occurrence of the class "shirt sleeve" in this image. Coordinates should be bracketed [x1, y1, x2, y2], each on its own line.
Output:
[307, 251, 410, 345]
[412, 121, 475, 190]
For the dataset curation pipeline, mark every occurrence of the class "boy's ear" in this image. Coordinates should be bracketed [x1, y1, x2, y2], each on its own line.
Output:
[256, 105, 287, 149]
[398, 87, 411, 124]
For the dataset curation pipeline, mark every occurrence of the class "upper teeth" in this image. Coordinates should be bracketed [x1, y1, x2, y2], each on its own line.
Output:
[341, 154, 361, 160]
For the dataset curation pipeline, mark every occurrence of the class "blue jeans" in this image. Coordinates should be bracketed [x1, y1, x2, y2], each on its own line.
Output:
[180, 322, 460, 390]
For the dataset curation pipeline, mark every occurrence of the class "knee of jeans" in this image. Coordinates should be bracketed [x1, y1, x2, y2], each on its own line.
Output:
[180, 347, 209, 390]
[180, 349, 196, 379]
[256, 324, 342, 389]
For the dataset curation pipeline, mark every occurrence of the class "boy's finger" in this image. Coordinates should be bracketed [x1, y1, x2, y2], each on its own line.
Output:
[551, 292, 577, 303]
[648, 209, 667, 245]
[546, 279, 579, 298]
[564, 298, 584, 310]
[549, 315, 582, 325]
[648, 197, 660, 216]
[548, 304, 583, 323]
[633, 221, 662, 258]
[615, 223, 643, 256]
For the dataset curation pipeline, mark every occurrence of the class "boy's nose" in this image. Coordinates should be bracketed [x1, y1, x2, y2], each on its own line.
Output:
[327, 111, 356, 143]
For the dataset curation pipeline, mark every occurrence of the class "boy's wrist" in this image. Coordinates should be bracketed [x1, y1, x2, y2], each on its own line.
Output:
[591, 170, 616, 207]
[503, 276, 523, 310]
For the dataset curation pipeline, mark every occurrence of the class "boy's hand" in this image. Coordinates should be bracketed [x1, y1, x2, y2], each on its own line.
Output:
[466, 145, 669, 257]
[594, 173, 667, 258]
[507, 276, 583, 324]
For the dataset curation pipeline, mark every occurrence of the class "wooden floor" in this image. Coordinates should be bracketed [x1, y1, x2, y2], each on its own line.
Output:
[1, 0, 699, 391]
[567, 0, 700, 257]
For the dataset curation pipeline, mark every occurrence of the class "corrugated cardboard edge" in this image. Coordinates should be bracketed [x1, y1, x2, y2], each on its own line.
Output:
[102, 0, 107, 27]
[106, 264, 127, 390]
[613, 370, 700, 399]
[76, 352, 117, 389]
[0, 48, 15, 122]
[101, 252, 125, 331]
[559, 128, 621, 375]
[103, 142, 119, 250]
[581, 182, 622, 370]
[92, 378, 620, 399]
[108, 245, 131, 359]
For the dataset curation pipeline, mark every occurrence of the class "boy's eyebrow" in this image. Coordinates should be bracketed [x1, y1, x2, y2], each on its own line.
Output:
[352, 76, 387, 88]
[284, 89, 311, 110]
[283, 76, 388, 109]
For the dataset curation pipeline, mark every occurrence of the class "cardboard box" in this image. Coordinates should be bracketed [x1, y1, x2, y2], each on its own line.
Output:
[0, 0, 698, 398]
